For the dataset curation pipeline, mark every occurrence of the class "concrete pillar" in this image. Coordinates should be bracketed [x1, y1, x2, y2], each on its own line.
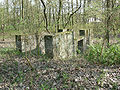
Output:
[44, 30, 75, 59]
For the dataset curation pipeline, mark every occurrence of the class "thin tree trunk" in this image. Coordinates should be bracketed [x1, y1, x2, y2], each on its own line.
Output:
[106, 0, 110, 47]
[48, 7, 51, 26]
[75, 0, 78, 23]
[57, 0, 62, 30]
[71, 0, 74, 26]
[40, 0, 50, 33]
[83, 0, 86, 24]
[62, 8, 64, 28]
[64, 3, 81, 28]
[13, 1, 17, 30]
[22, 0, 24, 19]
[67, 0, 70, 26]
[6, 0, 9, 25]
[52, 7, 55, 30]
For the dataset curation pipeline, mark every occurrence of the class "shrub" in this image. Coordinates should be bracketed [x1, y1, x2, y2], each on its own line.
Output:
[84, 44, 120, 65]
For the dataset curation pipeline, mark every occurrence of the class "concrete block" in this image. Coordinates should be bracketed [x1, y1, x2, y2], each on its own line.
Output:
[15, 35, 37, 52]
[44, 31, 76, 59]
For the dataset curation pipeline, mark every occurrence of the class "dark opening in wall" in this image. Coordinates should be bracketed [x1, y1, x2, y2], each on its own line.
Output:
[67, 29, 72, 31]
[58, 29, 63, 32]
[44, 35, 53, 58]
[15, 35, 22, 52]
[67, 29, 70, 31]
[78, 39, 83, 53]
[79, 30, 85, 36]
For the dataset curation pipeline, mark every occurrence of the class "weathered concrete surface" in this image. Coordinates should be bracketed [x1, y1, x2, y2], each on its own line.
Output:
[15, 32, 48, 54]
[89, 29, 94, 45]
[0, 41, 15, 48]
[15, 35, 37, 52]
[15, 29, 92, 59]
[75, 30, 89, 53]
[78, 29, 93, 50]
[35, 32, 47, 55]
[58, 29, 72, 32]
[44, 31, 76, 59]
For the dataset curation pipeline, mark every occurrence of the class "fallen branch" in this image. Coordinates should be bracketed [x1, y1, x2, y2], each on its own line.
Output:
[25, 57, 34, 71]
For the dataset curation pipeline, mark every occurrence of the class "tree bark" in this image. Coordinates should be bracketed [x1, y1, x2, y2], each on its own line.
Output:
[22, 0, 24, 19]
[71, 0, 74, 26]
[83, 0, 86, 24]
[57, 0, 62, 30]
[106, 0, 110, 47]
[40, 0, 50, 33]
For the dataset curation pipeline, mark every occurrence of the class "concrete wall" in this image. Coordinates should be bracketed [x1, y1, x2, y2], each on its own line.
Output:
[15, 34, 46, 54]
[35, 33, 45, 54]
[44, 31, 76, 59]
[15, 35, 37, 52]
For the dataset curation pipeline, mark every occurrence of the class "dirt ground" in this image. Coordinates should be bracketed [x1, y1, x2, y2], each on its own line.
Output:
[0, 55, 120, 90]
[0, 36, 120, 89]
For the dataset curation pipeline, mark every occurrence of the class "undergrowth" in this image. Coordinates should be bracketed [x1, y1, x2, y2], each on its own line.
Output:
[84, 44, 120, 65]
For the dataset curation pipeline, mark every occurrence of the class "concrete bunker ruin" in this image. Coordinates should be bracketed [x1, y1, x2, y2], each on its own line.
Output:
[15, 29, 92, 59]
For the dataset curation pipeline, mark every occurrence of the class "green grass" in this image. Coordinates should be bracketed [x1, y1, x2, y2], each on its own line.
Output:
[0, 48, 21, 57]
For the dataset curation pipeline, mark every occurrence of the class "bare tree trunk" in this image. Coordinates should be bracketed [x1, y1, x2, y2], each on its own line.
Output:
[13, 1, 17, 30]
[71, 0, 74, 26]
[67, 0, 70, 26]
[48, 7, 51, 26]
[6, 0, 9, 25]
[79, 0, 82, 23]
[52, 7, 55, 30]
[40, 0, 50, 33]
[83, 0, 86, 24]
[76, 0, 78, 8]
[22, 0, 24, 19]
[62, 8, 64, 28]
[106, 0, 110, 47]
[64, 2, 81, 28]
[57, 0, 62, 30]
[75, 0, 78, 23]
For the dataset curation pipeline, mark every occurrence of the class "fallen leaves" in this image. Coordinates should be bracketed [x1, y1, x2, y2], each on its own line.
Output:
[0, 57, 120, 89]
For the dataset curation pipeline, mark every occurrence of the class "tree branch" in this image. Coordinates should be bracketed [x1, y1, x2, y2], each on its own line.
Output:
[40, 0, 50, 33]
[64, 3, 81, 28]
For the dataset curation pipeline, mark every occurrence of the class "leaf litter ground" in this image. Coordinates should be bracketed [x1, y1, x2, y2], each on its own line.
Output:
[0, 55, 120, 90]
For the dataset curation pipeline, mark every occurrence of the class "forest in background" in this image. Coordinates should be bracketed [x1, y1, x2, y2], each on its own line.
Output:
[0, 0, 120, 89]
[0, 0, 119, 36]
